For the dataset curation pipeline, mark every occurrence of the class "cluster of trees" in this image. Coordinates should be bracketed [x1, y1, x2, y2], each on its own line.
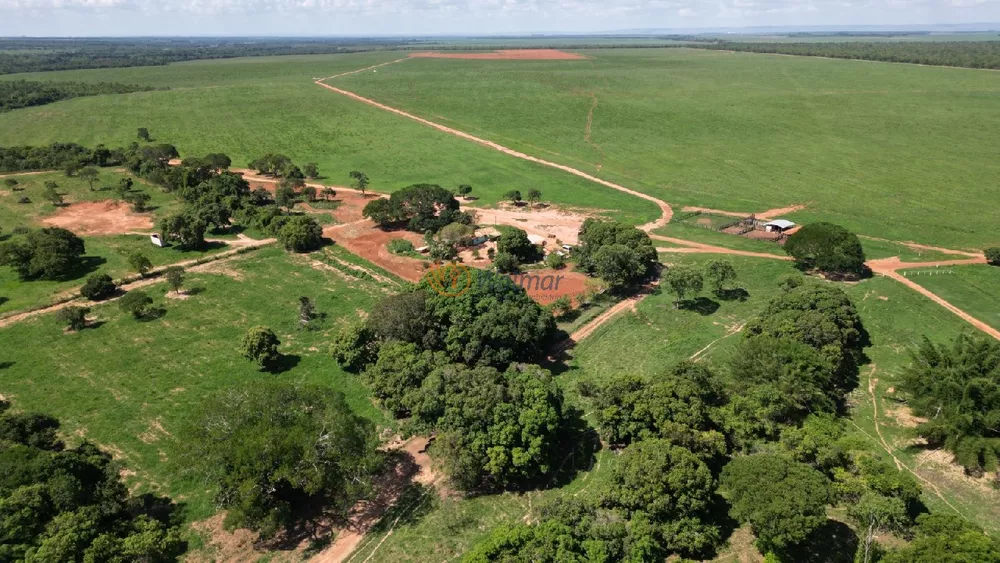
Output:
[492, 227, 542, 273]
[575, 219, 658, 288]
[784, 222, 867, 277]
[0, 142, 117, 173]
[247, 153, 319, 180]
[0, 402, 185, 560]
[987, 247, 1000, 266]
[467, 281, 933, 561]
[0, 37, 413, 75]
[899, 333, 1000, 475]
[180, 382, 382, 539]
[662, 259, 740, 307]
[689, 40, 1000, 70]
[363, 183, 473, 233]
[0, 80, 159, 112]
[0, 227, 86, 280]
[331, 266, 568, 490]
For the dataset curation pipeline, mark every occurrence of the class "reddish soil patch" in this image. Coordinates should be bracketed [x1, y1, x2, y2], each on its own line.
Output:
[42, 200, 153, 235]
[244, 178, 372, 225]
[409, 49, 586, 60]
[511, 269, 589, 305]
[327, 221, 428, 282]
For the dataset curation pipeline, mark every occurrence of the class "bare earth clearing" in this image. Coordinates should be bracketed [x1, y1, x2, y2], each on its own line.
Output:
[42, 200, 154, 235]
[408, 49, 588, 60]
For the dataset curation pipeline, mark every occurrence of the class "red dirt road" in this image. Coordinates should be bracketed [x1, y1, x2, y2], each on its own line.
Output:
[409, 49, 587, 60]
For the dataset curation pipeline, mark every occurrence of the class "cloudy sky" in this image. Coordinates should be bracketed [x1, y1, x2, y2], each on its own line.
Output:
[1, 0, 998, 36]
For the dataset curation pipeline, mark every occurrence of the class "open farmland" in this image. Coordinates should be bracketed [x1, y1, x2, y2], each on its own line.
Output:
[0, 53, 660, 225]
[334, 48, 1000, 249]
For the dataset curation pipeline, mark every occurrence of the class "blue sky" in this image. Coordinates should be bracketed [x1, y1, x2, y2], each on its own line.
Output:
[1, 0, 998, 36]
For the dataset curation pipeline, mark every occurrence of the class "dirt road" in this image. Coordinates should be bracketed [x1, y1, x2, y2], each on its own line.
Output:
[313, 78, 674, 232]
[0, 239, 274, 329]
[868, 255, 999, 341]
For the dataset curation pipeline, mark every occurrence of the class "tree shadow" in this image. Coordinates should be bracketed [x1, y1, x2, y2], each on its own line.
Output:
[183, 287, 206, 296]
[0, 361, 14, 370]
[0, 296, 7, 307]
[137, 307, 167, 323]
[535, 406, 600, 491]
[716, 287, 750, 302]
[83, 320, 106, 331]
[185, 240, 227, 253]
[678, 297, 721, 316]
[777, 519, 859, 563]
[59, 255, 107, 282]
[267, 354, 301, 374]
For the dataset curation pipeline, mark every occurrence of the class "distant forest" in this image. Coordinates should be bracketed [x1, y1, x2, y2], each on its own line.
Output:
[0, 80, 161, 112]
[2, 36, 1000, 74]
[0, 37, 411, 75]
[688, 40, 1000, 69]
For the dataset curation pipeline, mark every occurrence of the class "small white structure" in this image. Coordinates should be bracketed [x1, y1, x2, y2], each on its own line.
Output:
[150, 233, 164, 247]
[416, 246, 430, 254]
[764, 219, 796, 233]
[561, 244, 574, 252]
[527, 234, 547, 246]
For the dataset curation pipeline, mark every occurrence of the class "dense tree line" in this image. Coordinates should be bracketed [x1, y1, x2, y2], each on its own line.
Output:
[689, 40, 1000, 70]
[0, 402, 185, 561]
[0, 80, 161, 112]
[0, 37, 410, 75]
[363, 183, 472, 233]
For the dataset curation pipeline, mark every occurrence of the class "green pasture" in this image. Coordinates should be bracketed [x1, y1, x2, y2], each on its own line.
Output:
[900, 264, 1000, 331]
[0, 246, 394, 522]
[334, 48, 1000, 249]
[0, 53, 659, 226]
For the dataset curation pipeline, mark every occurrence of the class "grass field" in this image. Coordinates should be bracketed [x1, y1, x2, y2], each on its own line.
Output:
[900, 264, 1000, 331]
[0, 53, 660, 226]
[0, 246, 395, 523]
[334, 48, 1000, 249]
[0, 170, 229, 314]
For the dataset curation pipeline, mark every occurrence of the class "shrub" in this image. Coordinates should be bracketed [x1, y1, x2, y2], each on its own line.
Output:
[544, 252, 566, 270]
[388, 239, 415, 255]
[277, 215, 323, 253]
[118, 290, 153, 319]
[986, 247, 1000, 266]
[493, 252, 520, 273]
[241, 326, 281, 369]
[56, 306, 90, 331]
[127, 252, 153, 276]
[164, 266, 185, 293]
[80, 273, 117, 301]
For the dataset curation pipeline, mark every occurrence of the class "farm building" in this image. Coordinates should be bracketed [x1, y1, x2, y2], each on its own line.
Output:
[764, 219, 796, 233]
[527, 234, 547, 246]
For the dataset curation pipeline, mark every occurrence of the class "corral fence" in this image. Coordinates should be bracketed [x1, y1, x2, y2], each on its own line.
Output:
[903, 269, 954, 277]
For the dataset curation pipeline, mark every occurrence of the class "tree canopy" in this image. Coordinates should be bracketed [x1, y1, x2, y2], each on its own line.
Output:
[0, 227, 85, 280]
[575, 219, 656, 287]
[784, 222, 866, 277]
[362, 184, 471, 233]
[181, 383, 381, 538]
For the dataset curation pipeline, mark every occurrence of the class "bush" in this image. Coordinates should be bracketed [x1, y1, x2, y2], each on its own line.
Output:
[986, 247, 1000, 266]
[118, 290, 153, 318]
[277, 215, 323, 253]
[784, 222, 866, 277]
[80, 273, 116, 301]
[493, 251, 520, 273]
[127, 252, 152, 276]
[544, 252, 566, 270]
[387, 238, 415, 255]
[56, 305, 90, 331]
[241, 326, 281, 369]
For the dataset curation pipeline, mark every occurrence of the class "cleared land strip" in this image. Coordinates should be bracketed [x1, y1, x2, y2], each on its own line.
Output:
[0, 239, 275, 329]
[314, 77, 673, 231]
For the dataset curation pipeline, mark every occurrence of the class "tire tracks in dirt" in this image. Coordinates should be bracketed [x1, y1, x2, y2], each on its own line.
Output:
[583, 92, 605, 172]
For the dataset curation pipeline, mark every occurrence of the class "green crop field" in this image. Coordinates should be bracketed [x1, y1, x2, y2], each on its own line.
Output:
[0, 53, 659, 226]
[334, 48, 1000, 249]
[0, 246, 394, 522]
[901, 264, 1000, 331]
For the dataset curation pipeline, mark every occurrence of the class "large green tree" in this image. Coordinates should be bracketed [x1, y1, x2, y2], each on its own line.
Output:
[0, 227, 85, 280]
[719, 454, 831, 554]
[784, 222, 866, 277]
[575, 219, 657, 286]
[182, 383, 381, 538]
[883, 513, 1000, 563]
[409, 363, 564, 490]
